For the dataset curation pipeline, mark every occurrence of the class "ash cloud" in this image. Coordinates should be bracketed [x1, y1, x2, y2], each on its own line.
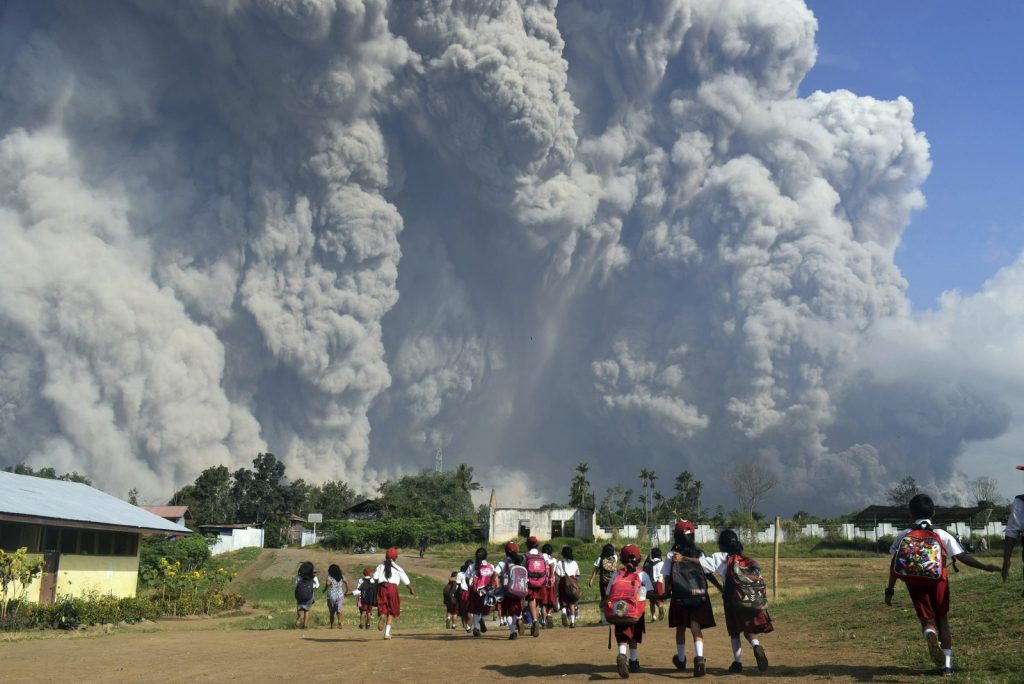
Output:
[1, 0, 1018, 511]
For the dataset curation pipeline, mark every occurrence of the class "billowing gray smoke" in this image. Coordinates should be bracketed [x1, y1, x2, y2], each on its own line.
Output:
[1, 0, 1016, 512]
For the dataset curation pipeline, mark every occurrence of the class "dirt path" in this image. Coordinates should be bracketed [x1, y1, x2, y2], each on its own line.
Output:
[231, 547, 456, 589]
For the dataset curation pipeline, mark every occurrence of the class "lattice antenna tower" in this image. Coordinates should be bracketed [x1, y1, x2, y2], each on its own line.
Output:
[435, 446, 443, 474]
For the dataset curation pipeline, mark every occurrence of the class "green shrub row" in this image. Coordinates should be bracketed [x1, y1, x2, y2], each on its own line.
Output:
[139, 534, 211, 582]
[320, 516, 475, 550]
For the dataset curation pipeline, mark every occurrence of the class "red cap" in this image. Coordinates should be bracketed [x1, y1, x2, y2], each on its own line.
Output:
[1016, 466, 1024, 471]
[386, 547, 399, 560]
[620, 544, 640, 563]
[674, 519, 695, 534]
[505, 541, 519, 554]
[527, 535, 538, 546]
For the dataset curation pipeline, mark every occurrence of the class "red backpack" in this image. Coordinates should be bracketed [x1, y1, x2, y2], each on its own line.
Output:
[526, 554, 548, 589]
[893, 525, 946, 585]
[473, 562, 495, 592]
[725, 554, 768, 610]
[603, 570, 646, 625]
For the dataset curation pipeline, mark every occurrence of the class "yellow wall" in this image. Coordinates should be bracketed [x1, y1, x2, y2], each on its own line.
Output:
[56, 553, 140, 599]
[1, 553, 44, 603]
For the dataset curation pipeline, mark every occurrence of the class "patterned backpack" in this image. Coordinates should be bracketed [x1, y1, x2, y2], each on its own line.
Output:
[725, 554, 768, 610]
[893, 524, 946, 585]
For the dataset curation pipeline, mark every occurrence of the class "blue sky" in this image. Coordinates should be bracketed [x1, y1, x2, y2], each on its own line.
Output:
[802, 1, 1024, 310]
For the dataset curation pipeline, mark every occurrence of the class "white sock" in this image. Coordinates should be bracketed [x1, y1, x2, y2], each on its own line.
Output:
[472, 614, 480, 629]
[677, 644, 686, 661]
[749, 638, 760, 647]
[923, 627, 937, 637]
[384, 624, 391, 637]
[510, 618, 518, 634]
[943, 649, 952, 669]
[630, 648, 638, 661]
[561, 607, 567, 615]
[732, 637, 742, 662]
[695, 640, 704, 657]
[569, 613, 575, 625]
[618, 644, 628, 656]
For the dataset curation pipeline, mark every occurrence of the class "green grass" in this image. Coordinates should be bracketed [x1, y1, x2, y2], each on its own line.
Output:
[772, 570, 1024, 682]
[203, 547, 261, 576]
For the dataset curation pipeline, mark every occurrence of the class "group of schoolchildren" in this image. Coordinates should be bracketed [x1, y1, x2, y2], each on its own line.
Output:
[291, 471, 1024, 679]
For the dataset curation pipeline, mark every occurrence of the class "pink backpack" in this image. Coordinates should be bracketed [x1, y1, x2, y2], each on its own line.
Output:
[526, 554, 548, 589]
[473, 562, 495, 592]
[603, 570, 646, 625]
[505, 563, 529, 598]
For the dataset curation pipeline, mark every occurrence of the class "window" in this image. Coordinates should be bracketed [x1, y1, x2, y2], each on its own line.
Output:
[112, 532, 137, 556]
[97, 531, 113, 556]
[518, 520, 531, 538]
[43, 527, 60, 552]
[0, 523, 42, 552]
[79, 530, 96, 555]
[550, 521, 563, 538]
[563, 520, 576, 538]
[59, 528, 78, 554]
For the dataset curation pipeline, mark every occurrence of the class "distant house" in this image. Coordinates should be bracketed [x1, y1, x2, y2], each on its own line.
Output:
[343, 499, 384, 522]
[0, 470, 190, 603]
[486, 493, 596, 544]
[197, 523, 264, 556]
[284, 514, 307, 545]
[139, 505, 191, 528]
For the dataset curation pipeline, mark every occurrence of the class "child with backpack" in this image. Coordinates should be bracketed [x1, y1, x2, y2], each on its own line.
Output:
[555, 545, 581, 628]
[497, 541, 528, 640]
[372, 547, 416, 640]
[540, 543, 558, 628]
[467, 547, 497, 637]
[524, 536, 553, 637]
[1000, 466, 1024, 595]
[643, 548, 665, 622]
[456, 559, 472, 632]
[324, 563, 349, 629]
[589, 543, 618, 624]
[604, 544, 656, 678]
[443, 571, 460, 629]
[293, 561, 319, 629]
[682, 529, 772, 674]
[661, 520, 717, 677]
[886, 494, 999, 675]
[353, 566, 376, 629]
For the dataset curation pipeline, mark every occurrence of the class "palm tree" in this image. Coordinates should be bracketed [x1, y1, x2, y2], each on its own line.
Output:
[639, 469, 657, 527]
[570, 461, 592, 508]
[453, 464, 481, 493]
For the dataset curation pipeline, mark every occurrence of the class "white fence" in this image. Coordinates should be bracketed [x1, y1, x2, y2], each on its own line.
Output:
[208, 527, 265, 556]
[599, 520, 1008, 546]
[300, 531, 319, 547]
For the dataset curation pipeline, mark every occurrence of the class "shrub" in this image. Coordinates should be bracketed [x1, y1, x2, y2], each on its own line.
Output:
[139, 534, 211, 581]
[141, 558, 244, 616]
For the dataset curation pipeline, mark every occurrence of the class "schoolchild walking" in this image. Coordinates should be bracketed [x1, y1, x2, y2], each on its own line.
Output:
[686, 529, 773, 674]
[541, 543, 558, 628]
[604, 544, 656, 678]
[293, 561, 319, 629]
[589, 543, 618, 624]
[373, 547, 416, 640]
[886, 494, 999, 675]
[1000, 465, 1024, 595]
[555, 545, 581, 628]
[524, 536, 553, 637]
[468, 547, 497, 637]
[456, 559, 473, 632]
[497, 541, 528, 640]
[643, 548, 665, 622]
[324, 563, 349, 629]
[353, 566, 375, 629]
[443, 571, 461, 629]
[662, 520, 716, 677]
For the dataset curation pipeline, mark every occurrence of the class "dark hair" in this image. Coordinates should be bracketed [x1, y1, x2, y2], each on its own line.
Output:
[507, 550, 523, 565]
[328, 564, 343, 582]
[717, 529, 743, 555]
[673, 528, 696, 549]
[600, 543, 615, 559]
[384, 557, 393, 580]
[561, 545, 574, 561]
[450, 571, 458, 579]
[542, 543, 554, 555]
[650, 547, 662, 559]
[298, 561, 314, 580]
[674, 532, 699, 557]
[909, 493, 935, 520]
[474, 547, 488, 563]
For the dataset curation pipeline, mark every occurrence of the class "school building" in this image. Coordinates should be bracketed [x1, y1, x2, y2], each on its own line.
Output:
[0, 470, 191, 603]
[486, 492, 597, 543]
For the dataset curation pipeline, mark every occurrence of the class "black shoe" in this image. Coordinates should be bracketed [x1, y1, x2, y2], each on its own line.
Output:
[546, 617, 554, 629]
[569, 622, 576, 629]
[479, 620, 487, 634]
[531, 621, 539, 637]
[616, 654, 630, 679]
[628, 660, 640, 673]
[509, 631, 518, 640]
[939, 667, 953, 677]
[753, 644, 768, 673]
[728, 661, 743, 674]
[694, 656, 706, 678]
[472, 628, 481, 638]
[672, 655, 687, 671]
[561, 613, 568, 627]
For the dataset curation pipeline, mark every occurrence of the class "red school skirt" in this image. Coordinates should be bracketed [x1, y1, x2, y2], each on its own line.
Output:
[499, 594, 523, 618]
[377, 582, 401, 617]
[614, 614, 646, 644]
[468, 588, 491, 615]
[668, 596, 716, 629]
[722, 600, 773, 638]
[458, 589, 470, 618]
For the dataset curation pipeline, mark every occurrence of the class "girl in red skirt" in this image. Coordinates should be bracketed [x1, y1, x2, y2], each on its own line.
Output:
[555, 545, 581, 627]
[456, 559, 472, 632]
[662, 520, 717, 677]
[690, 529, 773, 674]
[497, 541, 525, 640]
[607, 544, 657, 677]
[589, 543, 618, 624]
[541, 543, 558, 628]
[372, 547, 415, 640]
[467, 547, 497, 637]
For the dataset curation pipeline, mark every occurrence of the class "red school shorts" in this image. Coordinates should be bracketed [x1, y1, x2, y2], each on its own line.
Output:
[904, 579, 950, 621]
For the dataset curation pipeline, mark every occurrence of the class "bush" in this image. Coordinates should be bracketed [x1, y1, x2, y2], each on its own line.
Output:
[320, 516, 474, 550]
[141, 558, 244, 616]
[139, 534, 211, 581]
[12, 595, 163, 630]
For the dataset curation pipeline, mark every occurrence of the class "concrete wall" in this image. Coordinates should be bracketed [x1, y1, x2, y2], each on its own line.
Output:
[209, 527, 264, 556]
[488, 508, 596, 544]
[55, 553, 140, 598]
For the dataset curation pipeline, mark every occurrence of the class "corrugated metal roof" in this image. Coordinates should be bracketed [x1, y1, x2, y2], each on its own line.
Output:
[140, 505, 190, 519]
[0, 471, 190, 534]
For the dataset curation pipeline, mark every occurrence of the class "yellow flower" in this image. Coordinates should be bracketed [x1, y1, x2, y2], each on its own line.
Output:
[168, 571, 176, 577]
[217, 568, 225, 573]
[194, 571, 201, 578]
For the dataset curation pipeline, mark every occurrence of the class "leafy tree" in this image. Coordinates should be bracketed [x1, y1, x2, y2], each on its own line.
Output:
[452, 464, 481, 493]
[3, 463, 92, 486]
[232, 453, 291, 524]
[307, 480, 360, 520]
[171, 465, 235, 526]
[0, 548, 44, 619]
[729, 463, 778, 516]
[127, 488, 139, 506]
[377, 470, 474, 520]
[667, 470, 704, 520]
[597, 484, 634, 528]
[569, 462, 593, 509]
[886, 476, 921, 507]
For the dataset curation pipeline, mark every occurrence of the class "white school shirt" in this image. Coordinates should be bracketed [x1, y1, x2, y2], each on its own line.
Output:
[554, 559, 580, 577]
[1005, 496, 1024, 539]
[696, 551, 729, 579]
[888, 519, 965, 558]
[456, 571, 468, 591]
[607, 569, 654, 600]
[650, 559, 665, 580]
[372, 562, 411, 586]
